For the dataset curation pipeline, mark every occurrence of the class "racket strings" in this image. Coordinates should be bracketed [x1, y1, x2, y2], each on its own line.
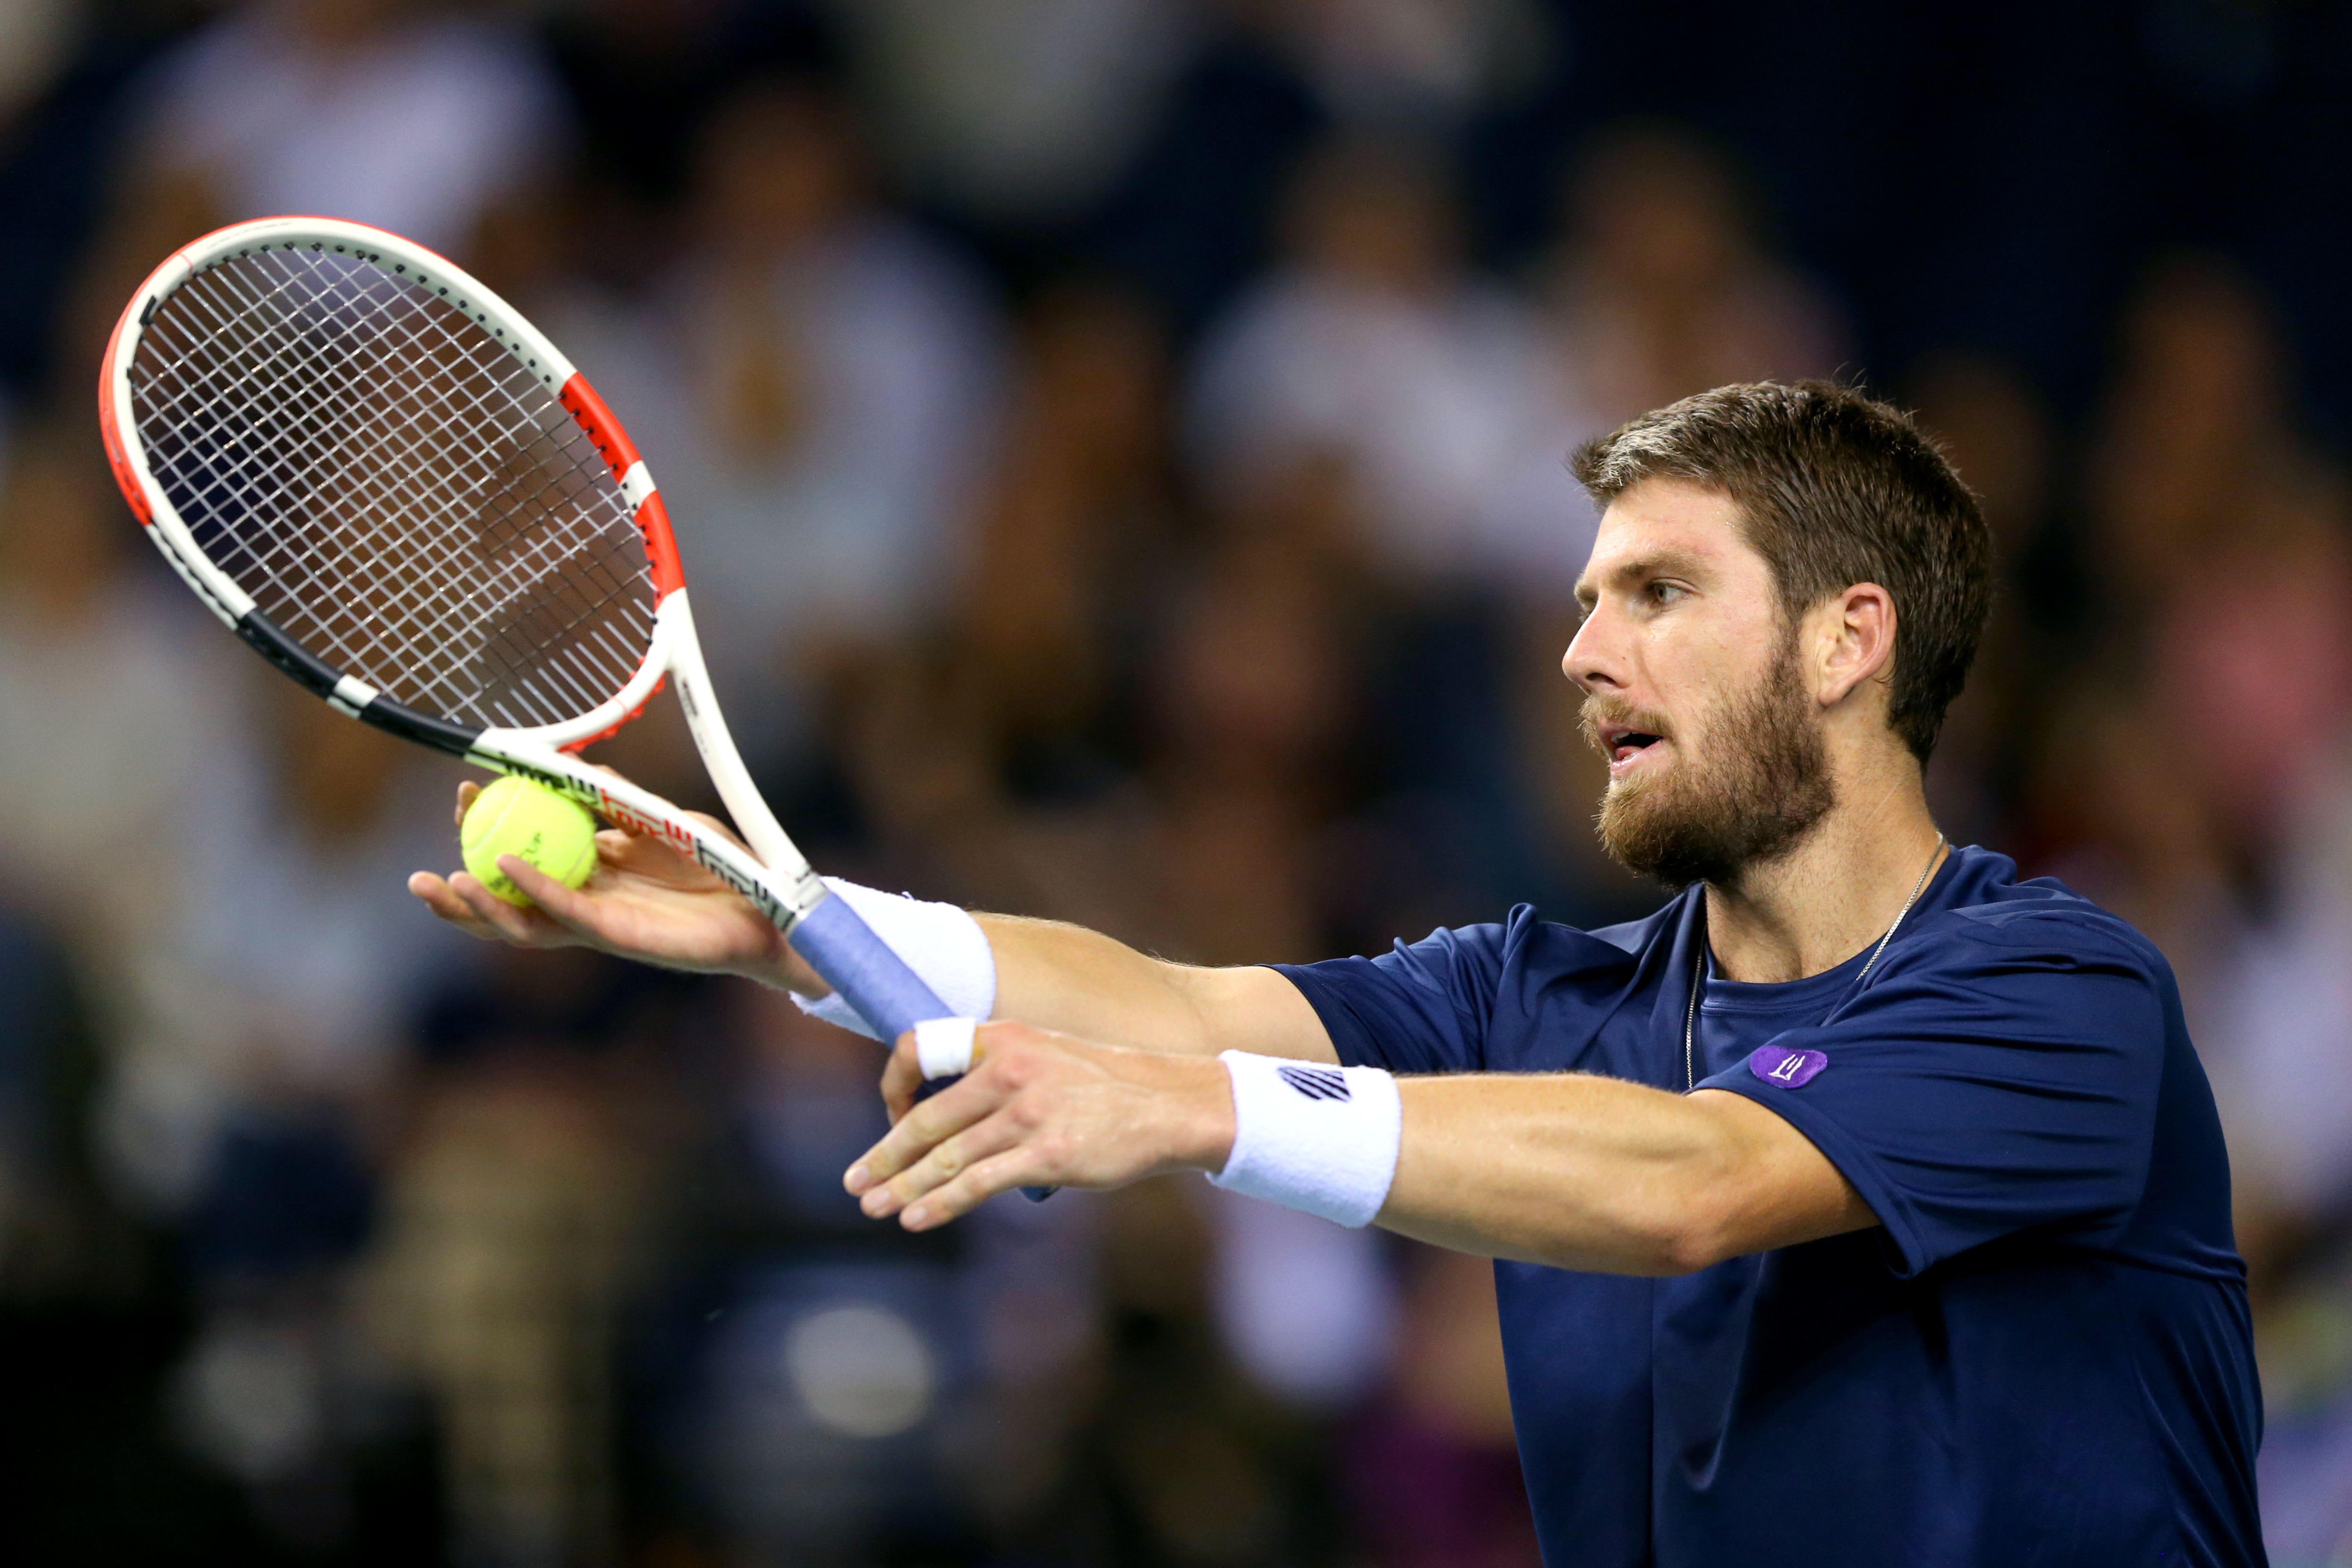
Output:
[147, 272, 639, 729]
[153, 256, 648, 725]
[153, 268, 545, 678]
[169, 259, 635, 657]
[129, 246, 656, 731]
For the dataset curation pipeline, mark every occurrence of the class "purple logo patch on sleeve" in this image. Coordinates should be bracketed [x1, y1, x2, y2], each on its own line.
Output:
[1749, 1045, 1828, 1088]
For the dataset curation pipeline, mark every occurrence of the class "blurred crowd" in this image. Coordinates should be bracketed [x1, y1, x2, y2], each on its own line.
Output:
[4, 1, 2352, 1565]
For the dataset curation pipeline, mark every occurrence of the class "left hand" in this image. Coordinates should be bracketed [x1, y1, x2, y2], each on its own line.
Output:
[847, 1021, 1236, 1230]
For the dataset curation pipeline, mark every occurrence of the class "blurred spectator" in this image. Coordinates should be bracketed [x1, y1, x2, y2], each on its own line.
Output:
[0, 417, 463, 1552]
[833, 508, 1413, 1560]
[611, 980, 1100, 1562]
[46, 0, 567, 421]
[1266, 0, 1556, 131]
[544, 0, 825, 208]
[1189, 135, 1539, 592]
[0, 906, 135, 1308]
[1343, 1248, 1539, 1568]
[1082, 2, 1328, 334]
[564, 78, 1006, 783]
[0, 414, 256, 1217]
[0, 415, 210, 973]
[363, 947, 672, 1568]
[2034, 256, 2352, 1315]
[1521, 122, 1849, 436]
[1908, 351, 2062, 848]
[0, 0, 77, 126]
[955, 281, 1182, 802]
[539, 0, 843, 293]
[0, 412, 441, 1560]
[1138, 531, 1400, 1420]
[90, 665, 456, 1223]
[1491, 121, 1846, 585]
[142, 675, 467, 1549]
[137, 0, 564, 255]
[2153, 513, 2352, 1262]
[827, 0, 1192, 234]
[2084, 253, 2341, 613]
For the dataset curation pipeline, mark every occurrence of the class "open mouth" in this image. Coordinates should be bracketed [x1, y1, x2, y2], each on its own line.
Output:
[1595, 721, 1667, 765]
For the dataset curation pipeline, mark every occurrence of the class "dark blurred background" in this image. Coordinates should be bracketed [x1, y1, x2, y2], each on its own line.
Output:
[4, 1, 2352, 1564]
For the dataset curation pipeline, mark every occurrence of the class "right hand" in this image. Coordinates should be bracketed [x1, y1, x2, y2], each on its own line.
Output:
[408, 780, 824, 993]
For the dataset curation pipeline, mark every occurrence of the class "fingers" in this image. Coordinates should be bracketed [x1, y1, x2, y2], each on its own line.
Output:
[408, 864, 577, 947]
[453, 869, 574, 943]
[845, 1070, 1009, 1198]
[452, 779, 481, 830]
[410, 868, 541, 941]
[880, 1033, 924, 1123]
[854, 1022, 1094, 1229]
[409, 870, 507, 939]
[490, 853, 675, 959]
[878, 1018, 1010, 1126]
[497, 854, 601, 930]
[892, 1149, 1052, 1231]
[854, 1108, 1029, 1223]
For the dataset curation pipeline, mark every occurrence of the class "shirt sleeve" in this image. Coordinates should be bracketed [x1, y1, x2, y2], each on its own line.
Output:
[1270, 920, 1512, 1075]
[1696, 908, 2168, 1278]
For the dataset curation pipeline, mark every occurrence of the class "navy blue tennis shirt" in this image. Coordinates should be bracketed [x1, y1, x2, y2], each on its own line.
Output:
[1274, 847, 2263, 1567]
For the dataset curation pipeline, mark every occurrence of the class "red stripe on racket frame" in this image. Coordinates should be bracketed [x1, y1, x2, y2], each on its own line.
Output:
[96, 289, 155, 526]
[558, 372, 685, 601]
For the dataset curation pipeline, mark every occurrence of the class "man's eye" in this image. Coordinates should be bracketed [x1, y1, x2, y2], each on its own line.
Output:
[1644, 581, 1684, 606]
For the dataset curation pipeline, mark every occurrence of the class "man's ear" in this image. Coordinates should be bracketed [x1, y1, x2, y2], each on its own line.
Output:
[1812, 583, 1897, 709]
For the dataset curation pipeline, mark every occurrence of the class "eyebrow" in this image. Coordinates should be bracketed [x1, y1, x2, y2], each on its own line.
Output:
[1574, 547, 1711, 605]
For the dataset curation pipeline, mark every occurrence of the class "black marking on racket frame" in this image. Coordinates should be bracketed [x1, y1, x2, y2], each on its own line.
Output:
[359, 697, 483, 759]
[234, 609, 344, 702]
[233, 609, 482, 757]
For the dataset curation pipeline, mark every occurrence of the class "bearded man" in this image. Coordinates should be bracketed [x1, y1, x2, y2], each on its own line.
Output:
[415, 381, 2264, 1566]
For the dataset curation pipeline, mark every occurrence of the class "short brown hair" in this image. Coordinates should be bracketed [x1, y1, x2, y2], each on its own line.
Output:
[1571, 380, 1992, 764]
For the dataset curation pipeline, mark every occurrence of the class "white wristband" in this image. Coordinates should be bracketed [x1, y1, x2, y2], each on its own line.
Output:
[792, 878, 997, 1039]
[1208, 1051, 1402, 1229]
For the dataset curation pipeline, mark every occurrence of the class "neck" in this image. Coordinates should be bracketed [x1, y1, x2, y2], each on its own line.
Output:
[1702, 777, 1946, 984]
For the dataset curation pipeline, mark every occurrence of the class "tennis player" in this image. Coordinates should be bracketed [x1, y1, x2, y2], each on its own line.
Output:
[414, 380, 2262, 1565]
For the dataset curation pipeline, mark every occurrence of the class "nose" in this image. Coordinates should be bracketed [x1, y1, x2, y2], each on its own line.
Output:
[1563, 604, 1625, 696]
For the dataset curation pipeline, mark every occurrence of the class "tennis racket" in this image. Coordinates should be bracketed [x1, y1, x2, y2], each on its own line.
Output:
[96, 214, 1009, 1139]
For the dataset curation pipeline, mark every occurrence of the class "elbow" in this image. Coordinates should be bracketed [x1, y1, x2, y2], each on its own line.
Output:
[1625, 1165, 1749, 1277]
[1646, 1213, 1737, 1276]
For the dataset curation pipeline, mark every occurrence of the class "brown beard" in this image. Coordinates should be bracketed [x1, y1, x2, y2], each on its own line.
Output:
[1583, 636, 1834, 889]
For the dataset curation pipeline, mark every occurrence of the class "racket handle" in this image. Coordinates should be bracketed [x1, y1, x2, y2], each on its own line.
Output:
[789, 890, 953, 1041]
[789, 893, 1055, 1203]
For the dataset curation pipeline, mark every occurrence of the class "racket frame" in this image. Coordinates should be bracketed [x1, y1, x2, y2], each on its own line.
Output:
[96, 216, 932, 1027]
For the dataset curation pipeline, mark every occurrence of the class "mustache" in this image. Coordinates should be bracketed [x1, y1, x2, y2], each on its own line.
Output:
[1578, 694, 1675, 752]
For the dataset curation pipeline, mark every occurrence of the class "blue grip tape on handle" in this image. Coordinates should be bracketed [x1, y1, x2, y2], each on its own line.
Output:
[789, 893, 1053, 1203]
[788, 891, 948, 1043]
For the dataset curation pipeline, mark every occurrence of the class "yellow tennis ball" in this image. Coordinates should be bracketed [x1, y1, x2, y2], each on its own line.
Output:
[461, 776, 600, 907]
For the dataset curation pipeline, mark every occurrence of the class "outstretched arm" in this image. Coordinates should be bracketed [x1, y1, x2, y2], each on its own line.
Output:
[846, 1019, 1876, 1274]
[408, 782, 1336, 1062]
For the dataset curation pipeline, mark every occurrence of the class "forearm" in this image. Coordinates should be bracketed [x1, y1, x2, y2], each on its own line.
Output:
[979, 913, 1335, 1062]
[1377, 1077, 1875, 1274]
[846, 1024, 1874, 1255]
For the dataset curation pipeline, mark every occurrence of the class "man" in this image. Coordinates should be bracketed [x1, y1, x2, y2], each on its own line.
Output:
[413, 381, 2263, 1565]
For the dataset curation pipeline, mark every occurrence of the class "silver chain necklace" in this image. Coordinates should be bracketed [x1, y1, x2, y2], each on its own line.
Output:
[1683, 835, 1946, 1092]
